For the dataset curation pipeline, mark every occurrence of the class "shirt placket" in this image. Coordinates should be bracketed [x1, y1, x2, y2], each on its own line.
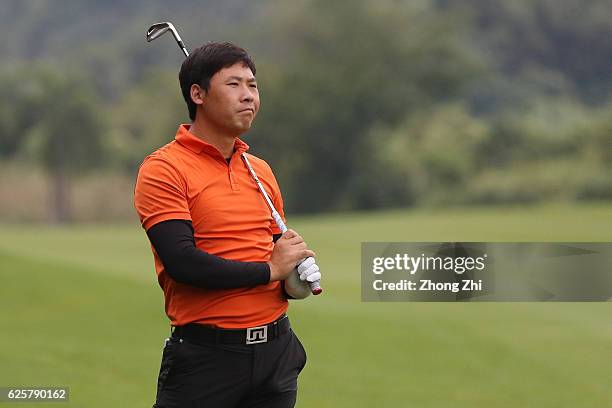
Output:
[228, 158, 240, 191]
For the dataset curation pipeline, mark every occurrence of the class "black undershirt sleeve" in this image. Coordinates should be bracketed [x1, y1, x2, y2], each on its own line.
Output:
[272, 232, 297, 299]
[146, 219, 271, 289]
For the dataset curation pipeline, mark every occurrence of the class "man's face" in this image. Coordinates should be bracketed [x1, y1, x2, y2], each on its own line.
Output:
[196, 62, 260, 136]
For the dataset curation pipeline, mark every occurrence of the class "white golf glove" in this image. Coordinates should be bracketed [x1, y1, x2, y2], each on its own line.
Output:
[283, 257, 321, 299]
[297, 256, 321, 282]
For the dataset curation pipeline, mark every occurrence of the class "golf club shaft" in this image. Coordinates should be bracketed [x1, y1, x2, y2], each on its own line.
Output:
[242, 154, 323, 295]
[179, 43, 189, 57]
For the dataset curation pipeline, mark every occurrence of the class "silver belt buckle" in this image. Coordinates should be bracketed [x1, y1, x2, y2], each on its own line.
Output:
[246, 325, 268, 345]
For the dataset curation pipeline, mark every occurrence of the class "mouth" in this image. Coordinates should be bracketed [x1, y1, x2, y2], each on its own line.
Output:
[238, 108, 255, 114]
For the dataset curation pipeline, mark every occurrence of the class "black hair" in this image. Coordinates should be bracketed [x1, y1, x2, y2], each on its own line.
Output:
[178, 42, 256, 121]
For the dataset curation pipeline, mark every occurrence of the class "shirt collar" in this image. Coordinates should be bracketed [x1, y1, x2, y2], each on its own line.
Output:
[175, 124, 250, 158]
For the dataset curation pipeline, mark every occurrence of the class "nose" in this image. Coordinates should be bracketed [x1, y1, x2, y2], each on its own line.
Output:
[240, 89, 254, 103]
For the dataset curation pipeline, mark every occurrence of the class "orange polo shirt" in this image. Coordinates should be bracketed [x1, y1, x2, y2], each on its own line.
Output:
[134, 124, 287, 328]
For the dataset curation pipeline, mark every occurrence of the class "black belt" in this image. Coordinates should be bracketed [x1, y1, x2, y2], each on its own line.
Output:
[172, 315, 290, 345]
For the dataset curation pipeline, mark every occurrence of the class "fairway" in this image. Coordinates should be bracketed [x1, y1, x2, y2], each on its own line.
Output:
[1, 203, 611, 407]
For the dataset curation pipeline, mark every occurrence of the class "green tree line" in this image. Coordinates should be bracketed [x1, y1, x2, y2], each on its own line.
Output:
[1, 0, 611, 221]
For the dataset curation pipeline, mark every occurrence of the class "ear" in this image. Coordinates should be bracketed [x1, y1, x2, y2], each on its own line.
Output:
[190, 84, 206, 106]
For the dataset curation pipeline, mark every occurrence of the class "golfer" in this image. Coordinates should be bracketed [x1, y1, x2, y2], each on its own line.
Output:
[134, 42, 321, 407]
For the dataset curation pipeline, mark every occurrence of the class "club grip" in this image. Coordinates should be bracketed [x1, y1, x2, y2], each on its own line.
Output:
[309, 280, 323, 295]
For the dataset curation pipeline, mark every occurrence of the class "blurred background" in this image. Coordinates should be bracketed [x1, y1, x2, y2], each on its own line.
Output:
[1, 0, 611, 222]
[1, 1, 611, 407]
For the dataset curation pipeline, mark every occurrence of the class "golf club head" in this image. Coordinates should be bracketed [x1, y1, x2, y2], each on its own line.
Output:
[146, 22, 173, 42]
[146, 21, 189, 56]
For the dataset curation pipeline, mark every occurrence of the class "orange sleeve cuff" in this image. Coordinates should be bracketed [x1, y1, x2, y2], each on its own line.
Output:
[142, 213, 192, 232]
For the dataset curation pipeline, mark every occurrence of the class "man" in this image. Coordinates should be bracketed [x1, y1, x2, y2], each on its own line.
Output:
[134, 42, 321, 407]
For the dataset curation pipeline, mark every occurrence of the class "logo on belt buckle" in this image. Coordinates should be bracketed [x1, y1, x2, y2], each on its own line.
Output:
[246, 325, 268, 344]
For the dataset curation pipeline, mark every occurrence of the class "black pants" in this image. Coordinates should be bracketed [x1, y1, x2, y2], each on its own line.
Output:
[153, 325, 307, 407]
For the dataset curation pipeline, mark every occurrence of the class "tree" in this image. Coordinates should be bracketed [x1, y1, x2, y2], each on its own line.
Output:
[0, 66, 106, 222]
[251, 0, 481, 212]
[441, 0, 612, 109]
[106, 69, 186, 173]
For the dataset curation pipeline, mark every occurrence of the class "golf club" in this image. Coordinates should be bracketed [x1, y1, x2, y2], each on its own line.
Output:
[146, 22, 323, 295]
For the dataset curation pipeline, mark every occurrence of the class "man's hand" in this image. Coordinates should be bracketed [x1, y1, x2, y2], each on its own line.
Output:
[296, 257, 321, 282]
[268, 229, 315, 281]
[284, 257, 322, 299]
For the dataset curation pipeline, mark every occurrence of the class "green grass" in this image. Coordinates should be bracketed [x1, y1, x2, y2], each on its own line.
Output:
[1, 202, 611, 407]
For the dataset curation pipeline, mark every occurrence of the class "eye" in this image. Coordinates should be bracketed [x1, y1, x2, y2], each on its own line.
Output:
[228, 82, 239, 87]
[249, 84, 258, 89]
